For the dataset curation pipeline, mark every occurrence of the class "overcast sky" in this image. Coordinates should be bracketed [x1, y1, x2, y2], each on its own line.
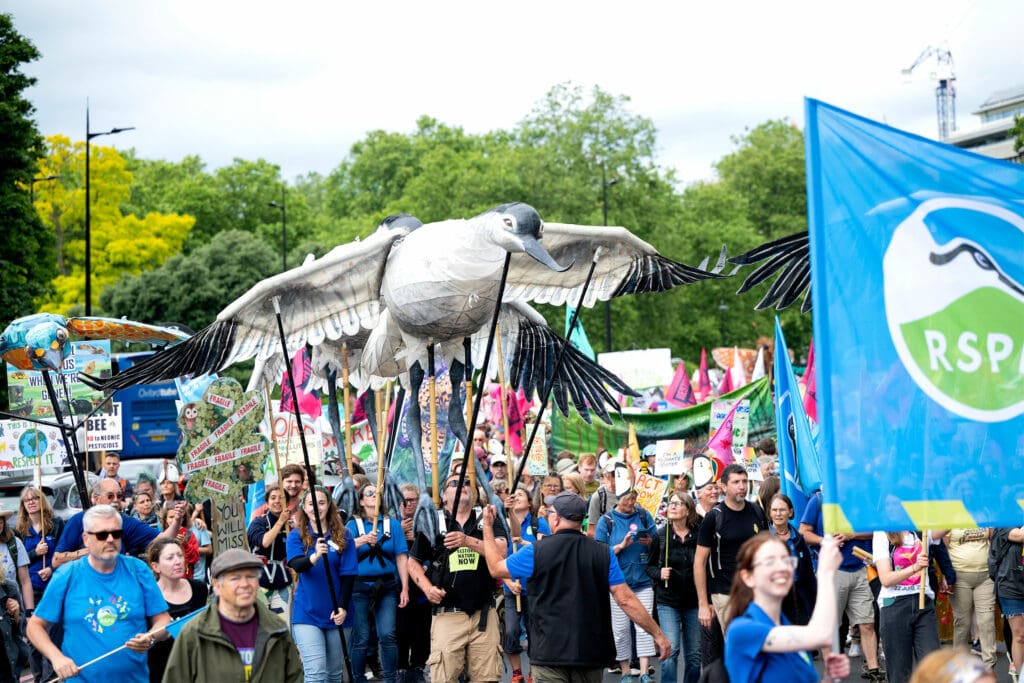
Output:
[9, 1, 1021, 188]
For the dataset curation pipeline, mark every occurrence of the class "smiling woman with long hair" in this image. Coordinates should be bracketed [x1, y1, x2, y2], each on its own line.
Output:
[723, 533, 849, 682]
[286, 486, 358, 683]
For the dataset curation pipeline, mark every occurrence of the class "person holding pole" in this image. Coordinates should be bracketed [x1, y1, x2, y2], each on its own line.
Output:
[645, 491, 700, 683]
[722, 534, 850, 682]
[27, 504, 171, 682]
[286, 486, 357, 683]
[346, 482, 409, 683]
[503, 484, 550, 683]
[871, 530, 939, 683]
[406, 474, 508, 683]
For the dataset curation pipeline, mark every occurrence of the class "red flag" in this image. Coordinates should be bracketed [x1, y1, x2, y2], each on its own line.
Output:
[716, 368, 734, 396]
[705, 400, 740, 466]
[665, 362, 696, 408]
[696, 348, 712, 401]
[803, 339, 817, 422]
[280, 348, 322, 419]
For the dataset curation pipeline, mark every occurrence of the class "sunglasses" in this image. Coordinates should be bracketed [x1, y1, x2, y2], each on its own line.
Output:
[100, 492, 124, 501]
[446, 481, 462, 489]
[403, 498, 417, 505]
[87, 529, 124, 541]
[362, 489, 377, 498]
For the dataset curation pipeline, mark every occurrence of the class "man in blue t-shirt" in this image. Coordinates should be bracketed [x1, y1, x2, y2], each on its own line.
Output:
[27, 505, 171, 682]
[53, 479, 184, 567]
[799, 491, 884, 681]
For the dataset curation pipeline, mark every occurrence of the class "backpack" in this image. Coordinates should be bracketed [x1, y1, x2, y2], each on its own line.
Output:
[601, 507, 654, 541]
[705, 503, 769, 579]
[989, 529, 1018, 581]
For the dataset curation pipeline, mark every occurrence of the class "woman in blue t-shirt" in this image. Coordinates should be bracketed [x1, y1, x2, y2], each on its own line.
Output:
[286, 486, 358, 683]
[346, 483, 409, 683]
[503, 484, 550, 683]
[724, 533, 849, 683]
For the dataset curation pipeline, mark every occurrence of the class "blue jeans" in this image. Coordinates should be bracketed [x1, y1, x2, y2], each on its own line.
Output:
[292, 622, 345, 683]
[657, 604, 701, 683]
[352, 579, 399, 683]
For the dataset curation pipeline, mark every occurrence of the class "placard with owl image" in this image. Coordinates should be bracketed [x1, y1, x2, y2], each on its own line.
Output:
[176, 376, 268, 503]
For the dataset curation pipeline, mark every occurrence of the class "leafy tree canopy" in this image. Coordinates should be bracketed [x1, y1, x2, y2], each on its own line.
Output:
[34, 135, 193, 314]
[0, 13, 55, 326]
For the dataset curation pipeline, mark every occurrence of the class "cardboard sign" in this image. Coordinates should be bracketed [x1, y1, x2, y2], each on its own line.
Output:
[633, 470, 669, 517]
[86, 402, 122, 452]
[654, 439, 686, 476]
[177, 377, 269, 503]
[213, 497, 247, 554]
[6, 340, 110, 421]
[597, 348, 674, 390]
[0, 419, 66, 470]
[710, 399, 750, 464]
[525, 424, 548, 475]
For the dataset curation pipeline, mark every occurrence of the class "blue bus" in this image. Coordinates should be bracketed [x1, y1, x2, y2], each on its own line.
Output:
[111, 352, 181, 459]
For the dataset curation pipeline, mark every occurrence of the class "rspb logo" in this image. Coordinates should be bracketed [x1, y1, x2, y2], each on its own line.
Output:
[883, 197, 1024, 422]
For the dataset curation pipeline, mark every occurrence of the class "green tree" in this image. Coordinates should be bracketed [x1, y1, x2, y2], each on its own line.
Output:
[100, 229, 278, 330]
[34, 135, 194, 314]
[0, 13, 55, 326]
[716, 120, 807, 240]
[1012, 114, 1024, 155]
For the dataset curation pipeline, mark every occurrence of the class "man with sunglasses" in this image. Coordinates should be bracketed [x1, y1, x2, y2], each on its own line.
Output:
[28, 504, 171, 682]
[52, 479, 185, 567]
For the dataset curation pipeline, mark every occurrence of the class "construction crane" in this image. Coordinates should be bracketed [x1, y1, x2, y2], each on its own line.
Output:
[903, 43, 957, 141]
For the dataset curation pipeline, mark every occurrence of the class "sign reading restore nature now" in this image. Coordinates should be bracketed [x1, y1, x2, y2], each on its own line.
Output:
[805, 99, 1024, 534]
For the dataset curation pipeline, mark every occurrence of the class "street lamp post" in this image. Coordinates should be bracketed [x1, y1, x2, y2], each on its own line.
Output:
[601, 164, 619, 353]
[268, 187, 287, 272]
[29, 175, 59, 203]
[85, 104, 134, 316]
[718, 300, 729, 346]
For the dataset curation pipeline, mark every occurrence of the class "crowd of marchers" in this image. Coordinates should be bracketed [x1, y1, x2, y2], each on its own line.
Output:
[0, 433, 1018, 683]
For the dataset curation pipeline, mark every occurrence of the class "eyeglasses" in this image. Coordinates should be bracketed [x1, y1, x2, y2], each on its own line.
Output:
[667, 500, 687, 508]
[403, 498, 417, 505]
[100, 492, 123, 501]
[753, 556, 798, 570]
[362, 489, 377, 498]
[86, 529, 124, 541]
[23, 497, 39, 503]
[542, 484, 561, 491]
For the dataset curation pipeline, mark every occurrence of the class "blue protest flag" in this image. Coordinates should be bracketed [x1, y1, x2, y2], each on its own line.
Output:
[773, 319, 821, 523]
[805, 98, 1024, 533]
[164, 606, 209, 639]
[565, 306, 596, 360]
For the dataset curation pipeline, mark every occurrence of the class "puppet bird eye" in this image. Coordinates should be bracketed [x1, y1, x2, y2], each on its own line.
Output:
[503, 218, 513, 228]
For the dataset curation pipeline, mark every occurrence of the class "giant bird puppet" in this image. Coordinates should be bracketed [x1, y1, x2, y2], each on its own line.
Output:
[0, 314, 189, 504]
[84, 203, 728, 537]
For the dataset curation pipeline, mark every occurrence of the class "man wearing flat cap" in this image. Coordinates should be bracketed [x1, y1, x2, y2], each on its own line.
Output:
[480, 492, 670, 683]
[164, 548, 303, 682]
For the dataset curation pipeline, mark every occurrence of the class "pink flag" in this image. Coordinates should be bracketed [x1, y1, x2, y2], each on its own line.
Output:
[803, 339, 817, 422]
[696, 348, 712, 401]
[705, 400, 740, 466]
[665, 362, 696, 408]
[280, 348, 322, 419]
[716, 368, 734, 396]
[730, 345, 749, 388]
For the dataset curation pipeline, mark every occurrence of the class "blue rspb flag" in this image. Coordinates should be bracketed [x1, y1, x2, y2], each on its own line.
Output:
[805, 99, 1024, 533]
[773, 319, 821, 524]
